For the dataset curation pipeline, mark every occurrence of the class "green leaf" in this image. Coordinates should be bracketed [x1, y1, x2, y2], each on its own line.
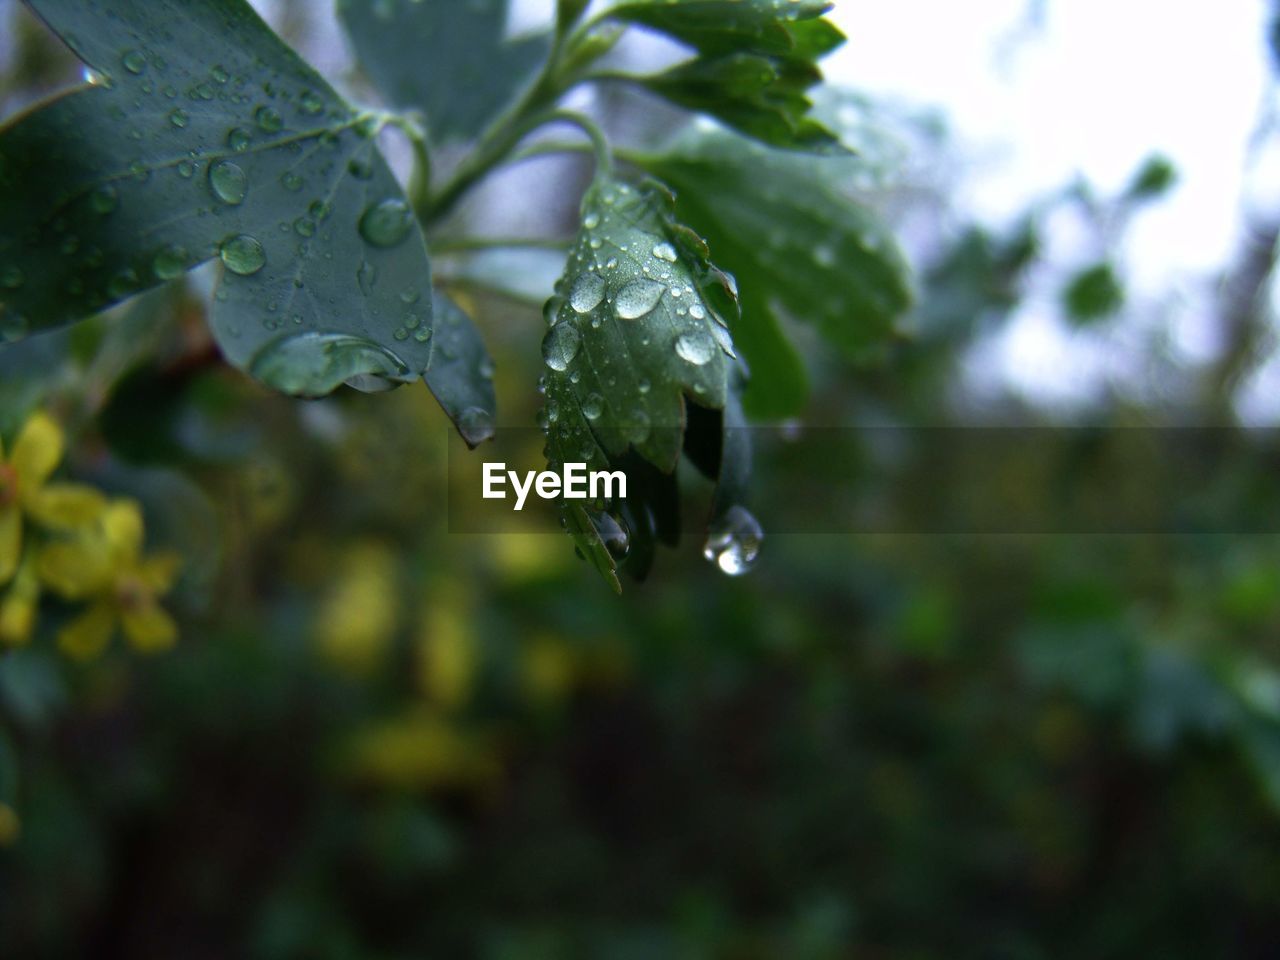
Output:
[338, 0, 550, 145]
[539, 176, 737, 476]
[423, 291, 497, 448]
[557, 0, 592, 38]
[0, 0, 436, 397]
[639, 129, 913, 417]
[1062, 262, 1124, 324]
[604, 0, 842, 152]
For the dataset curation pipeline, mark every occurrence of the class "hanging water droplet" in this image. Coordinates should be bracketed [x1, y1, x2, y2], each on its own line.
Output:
[542, 322, 581, 372]
[89, 185, 118, 214]
[249, 331, 408, 397]
[652, 241, 677, 262]
[152, 244, 188, 280]
[209, 159, 247, 204]
[358, 199, 413, 248]
[219, 234, 266, 275]
[121, 49, 147, 75]
[591, 511, 631, 561]
[709, 322, 736, 357]
[543, 295, 565, 328]
[254, 105, 283, 133]
[674, 330, 715, 365]
[703, 506, 763, 576]
[614, 279, 665, 320]
[226, 127, 251, 151]
[582, 393, 604, 420]
[457, 406, 495, 446]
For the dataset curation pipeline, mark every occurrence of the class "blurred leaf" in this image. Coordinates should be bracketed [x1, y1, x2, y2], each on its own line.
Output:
[0, 0, 435, 397]
[607, 0, 844, 153]
[1062, 262, 1124, 324]
[338, 0, 549, 144]
[1125, 153, 1178, 202]
[641, 129, 912, 416]
[423, 291, 497, 448]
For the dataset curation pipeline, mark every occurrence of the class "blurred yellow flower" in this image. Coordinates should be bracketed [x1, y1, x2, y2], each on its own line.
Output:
[0, 412, 106, 585]
[315, 541, 399, 675]
[417, 586, 477, 711]
[37, 500, 182, 660]
[0, 803, 18, 847]
[345, 709, 500, 792]
[0, 554, 40, 647]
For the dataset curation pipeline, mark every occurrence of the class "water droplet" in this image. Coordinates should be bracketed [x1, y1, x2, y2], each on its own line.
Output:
[688, 302, 706, 321]
[401, 287, 421, 305]
[569, 273, 605, 314]
[152, 244, 188, 279]
[582, 393, 604, 420]
[281, 171, 304, 192]
[209, 159, 247, 204]
[542, 322, 581, 372]
[107, 268, 139, 300]
[255, 105, 283, 133]
[814, 243, 836, 267]
[168, 107, 188, 128]
[0, 265, 23, 289]
[357, 260, 377, 295]
[358, 199, 413, 248]
[249, 331, 408, 397]
[348, 157, 374, 180]
[591, 511, 630, 561]
[543, 295, 565, 328]
[219, 234, 266, 275]
[652, 241, 677, 262]
[614, 279, 665, 320]
[121, 49, 146, 75]
[299, 90, 324, 115]
[176, 159, 195, 179]
[226, 127, 251, 151]
[89, 185, 118, 214]
[293, 217, 315, 237]
[674, 330, 715, 365]
[637, 377, 650, 394]
[710, 322, 736, 357]
[478, 357, 495, 379]
[309, 200, 331, 221]
[457, 407, 495, 446]
[703, 506, 763, 576]
[210, 64, 229, 84]
[569, 369, 581, 384]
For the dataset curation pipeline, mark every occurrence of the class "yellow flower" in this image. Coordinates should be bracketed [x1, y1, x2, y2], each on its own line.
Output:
[37, 500, 182, 661]
[0, 411, 106, 585]
[315, 541, 399, 675]
[0, 553, 40, 647]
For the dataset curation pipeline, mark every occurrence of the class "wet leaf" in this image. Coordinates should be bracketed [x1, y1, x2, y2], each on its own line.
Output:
[338, 0, 550, 144]
[640, 128, 913, 417]
[423, 291, 497, 448]
[0, 0, 435, 397]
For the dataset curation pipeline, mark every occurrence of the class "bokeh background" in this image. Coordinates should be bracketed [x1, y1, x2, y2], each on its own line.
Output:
[4, 1, 1280, 957]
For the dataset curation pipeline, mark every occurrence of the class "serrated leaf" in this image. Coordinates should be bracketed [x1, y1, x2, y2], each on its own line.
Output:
[539, 176, 737, 477]
[423, 291, 497, 448]
[639, 129, 913, 417]
[606, 0, 842, 152]
[338, 0, 550, 145]
[0, 0, 435, 397]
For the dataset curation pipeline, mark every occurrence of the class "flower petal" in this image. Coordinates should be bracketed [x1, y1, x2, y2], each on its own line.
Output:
[137, 551, 183, 595]
[121, 601, 177, 653]
[26, 483, 106, 530]
[57, 599, 116, 661]
[0, 506, 20, 586]
[0, 557, 39, 647]
[36, 539, 113, 599]
[102, 499, 144, 565]
[11, 412, 63, 494]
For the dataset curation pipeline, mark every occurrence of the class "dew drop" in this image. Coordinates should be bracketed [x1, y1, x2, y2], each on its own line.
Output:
[542, 322, 581, 372]
[121, 49, 146, 75]
[457, 407, 496, 446]
[293, 217, 315, 237]
[357, 259, 377, 296]
[280, 171, 304, 192]
[582, 393, 604, 420]
[569, 273, 605, 314]
[358, 199, 413, 248]
[226, 127, 251, 151]
[583, 211, 600, 229]
[219, 234, 266, 275]
[652, 241, 677, 262]
[299, 90, 324, 115]
[614, 279, 665, 320]
[209, 159, 247, 204]
[591, 511, 631, 561]
[348, 157, 374, 180]
[637, 377, 650, 395]
[688, 302, 707, 321]
[254, 105, 283, 133]
[168, 107, 188, 128]
[89, 185, 118, 214]
[176, 159, 195, 179]
[703, 506, 763, 576]
[249, 332, 407, 396]
[152, 244, 188, 280]
[674, 330, 715, 366]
